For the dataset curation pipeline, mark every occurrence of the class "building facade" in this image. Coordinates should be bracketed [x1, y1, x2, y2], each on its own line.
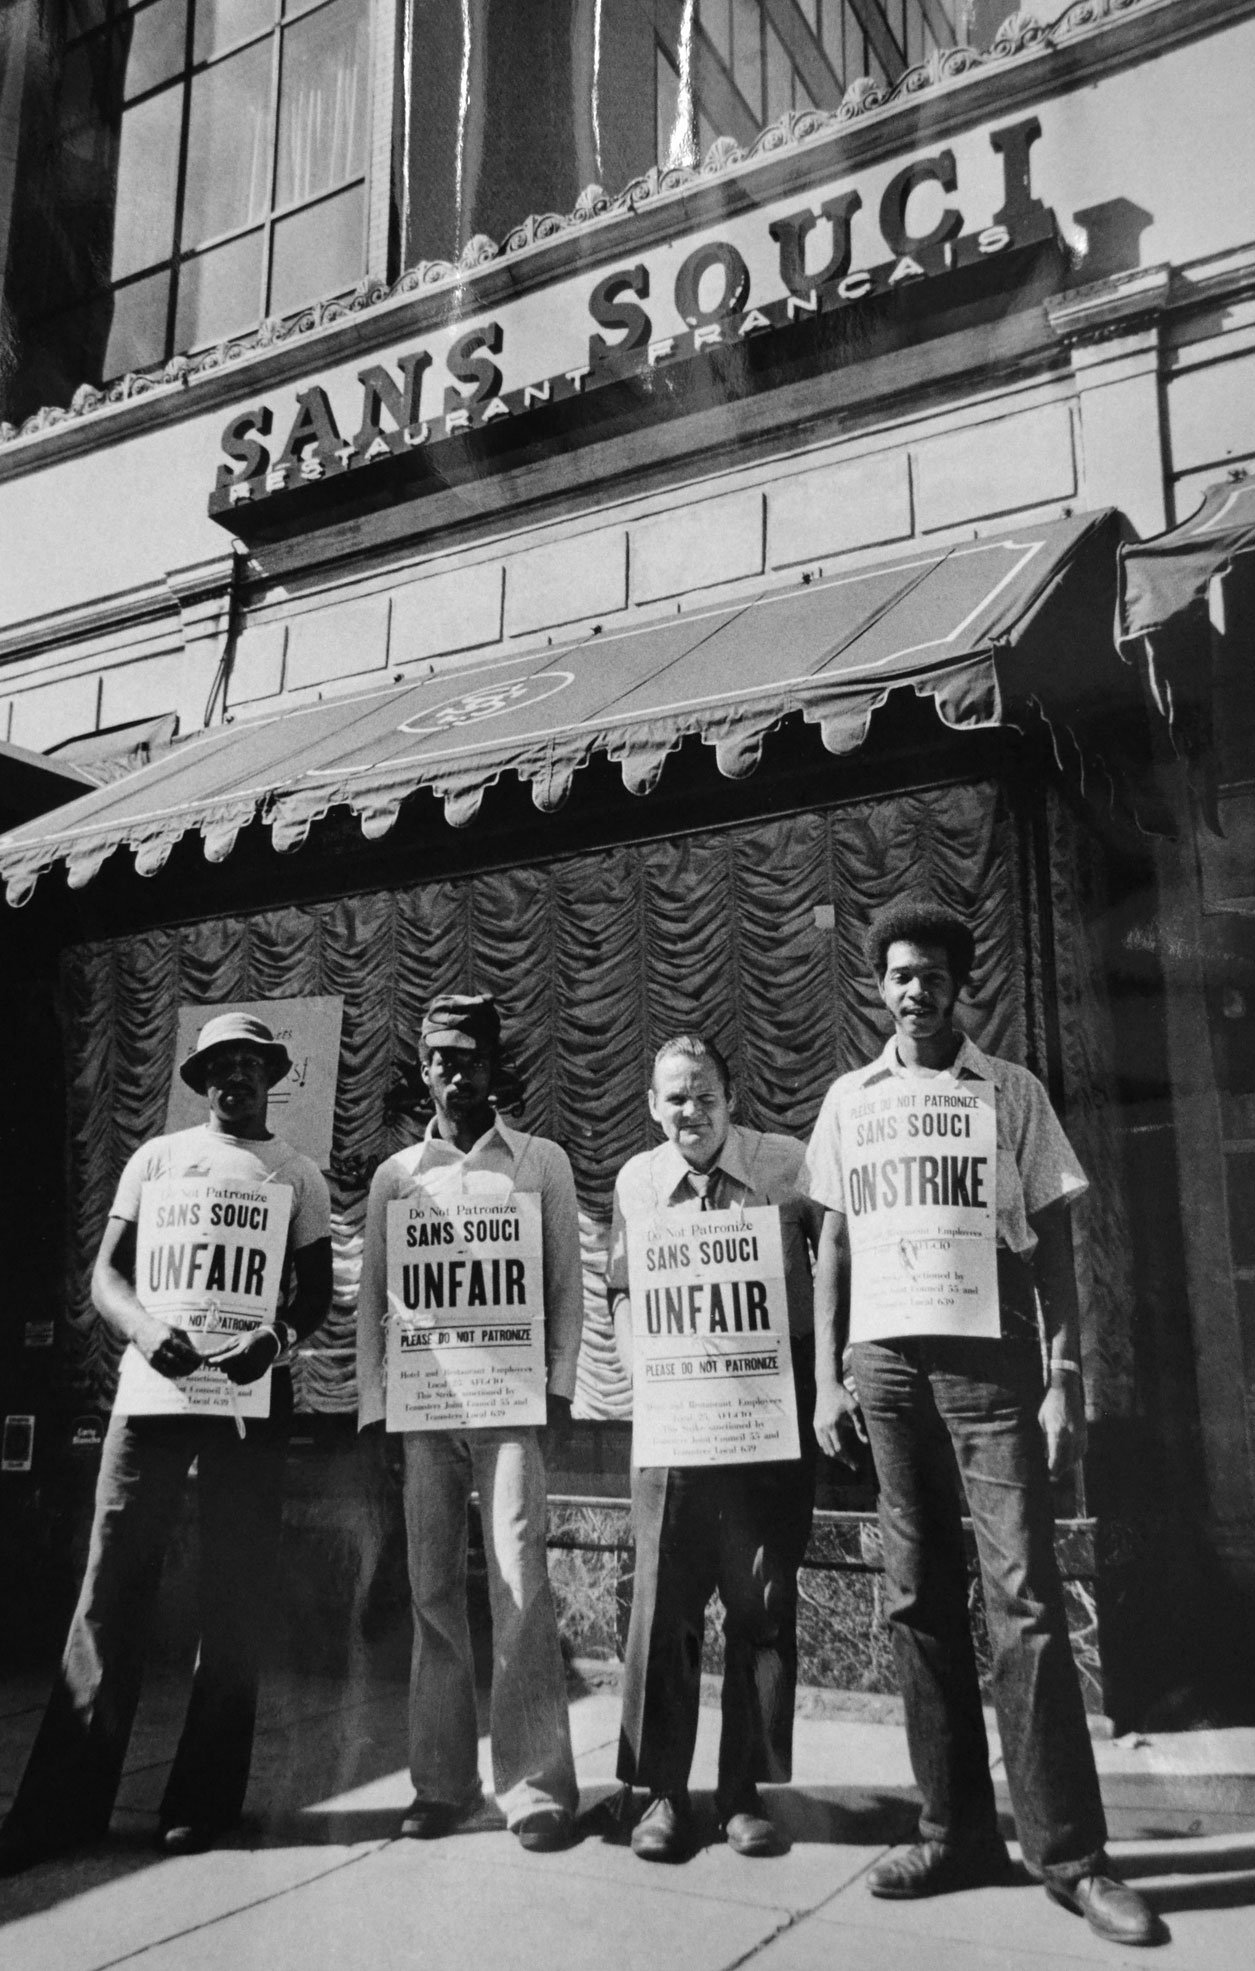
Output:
[2, 0, 1255, 1723]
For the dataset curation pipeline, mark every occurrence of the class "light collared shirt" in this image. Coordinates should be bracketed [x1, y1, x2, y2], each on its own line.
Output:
[355, 1113, 585, 1427]
[802, 1033, 1087, 1256]
[606, 1124, 820, 1335]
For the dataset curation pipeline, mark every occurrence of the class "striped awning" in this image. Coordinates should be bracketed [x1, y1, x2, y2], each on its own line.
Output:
[0, 509, 1136, 905]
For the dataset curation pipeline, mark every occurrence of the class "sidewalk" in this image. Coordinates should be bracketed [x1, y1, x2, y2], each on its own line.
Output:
[2, 1665, 1254, 1970]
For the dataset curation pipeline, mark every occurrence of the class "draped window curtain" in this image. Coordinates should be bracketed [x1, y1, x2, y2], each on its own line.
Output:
[58, 781, 1134, 1422]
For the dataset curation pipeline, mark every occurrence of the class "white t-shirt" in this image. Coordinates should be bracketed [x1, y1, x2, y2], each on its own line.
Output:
[111, 1124, 331, 1316]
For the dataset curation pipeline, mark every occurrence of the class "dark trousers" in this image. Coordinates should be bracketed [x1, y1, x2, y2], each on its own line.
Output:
[617, 1337, 816, 1815]
[852, 1335, 1107, 1877]
[4, 1382, 291, 1849]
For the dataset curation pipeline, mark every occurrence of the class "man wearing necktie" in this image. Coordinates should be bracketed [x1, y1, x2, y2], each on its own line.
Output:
[607, 1034, 827, 1862]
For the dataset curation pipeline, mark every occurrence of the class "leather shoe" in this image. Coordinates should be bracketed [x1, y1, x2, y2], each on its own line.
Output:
[721, 1792, 785, 1858]
[399, 1793, 484, 1839]
[1046, 1870, 1165, 1947]
[631, 1791, 694, 1863]
[513, 1808, 575, 1853]
[157, 1824, 221, 1857]
[868, 1837, 1015, 1899]
[0, 1827, 54, 1876]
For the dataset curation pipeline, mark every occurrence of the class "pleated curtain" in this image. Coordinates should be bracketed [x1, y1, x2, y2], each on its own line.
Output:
[59, 778, 1133, 1420]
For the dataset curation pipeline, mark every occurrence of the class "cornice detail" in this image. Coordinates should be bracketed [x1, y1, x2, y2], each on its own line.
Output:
[0, 0, 1182, 452]
[1045, 262, 1173, 342]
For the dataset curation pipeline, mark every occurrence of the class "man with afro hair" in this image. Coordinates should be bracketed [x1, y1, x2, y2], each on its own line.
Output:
[802, 898, 1160, 1949]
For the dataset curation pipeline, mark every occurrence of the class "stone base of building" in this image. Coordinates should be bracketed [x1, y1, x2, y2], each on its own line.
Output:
[5, 1428, 1252, 1737]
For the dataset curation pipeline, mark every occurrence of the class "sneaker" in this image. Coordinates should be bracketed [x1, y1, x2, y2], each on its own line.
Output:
[630, 1790, 695, 1863]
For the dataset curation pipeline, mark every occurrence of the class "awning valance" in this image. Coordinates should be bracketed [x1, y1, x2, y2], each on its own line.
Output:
[1118, 478, 1255, 654]
[1117, 478, 1255, 821]
[1, 510, 1135, 905]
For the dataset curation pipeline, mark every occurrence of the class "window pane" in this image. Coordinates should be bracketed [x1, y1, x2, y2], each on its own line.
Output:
[276, 0, 367, 208]
[731, 0, 762, 119]
[175, 227, 264, 347]
[123, 0, 189, 100]
[194, 0, 276, 63]
[65, 0, 110, 43]
[59, 35, 122, 136]
[765, 20, 792, 121]
[104, 267, 172, 371]
[46, 265, 171, 383]
[701, 1, 731, 67]
[656, 43, 679, 166]
[112, 83, 182, 277]
[182, 38, 273, 245]
[268, 179, 362, 316]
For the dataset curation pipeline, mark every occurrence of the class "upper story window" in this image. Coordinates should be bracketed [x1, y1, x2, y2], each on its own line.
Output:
[10, 0, 368, 414]
[657, 1, 967, 166]
[2, 0, 1003, 424]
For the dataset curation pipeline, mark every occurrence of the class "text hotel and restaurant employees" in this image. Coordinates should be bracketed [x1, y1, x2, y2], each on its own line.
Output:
[0, 932, 1164, 1944]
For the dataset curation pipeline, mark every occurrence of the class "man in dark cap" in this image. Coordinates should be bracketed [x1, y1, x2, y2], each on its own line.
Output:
[357, 993, 583, 1852]
[803, 900, 1161, 1949]
[0, 1013, 333, 1874]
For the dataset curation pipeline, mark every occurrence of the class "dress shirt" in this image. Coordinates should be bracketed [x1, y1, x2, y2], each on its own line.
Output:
[803, 1034, 1087, 1257]
[356, 1113, 584, 1426]
[607, 1125, 818, 1335]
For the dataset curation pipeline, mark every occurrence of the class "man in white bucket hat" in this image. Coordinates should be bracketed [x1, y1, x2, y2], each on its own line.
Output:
[0, 1011, 332, 1873]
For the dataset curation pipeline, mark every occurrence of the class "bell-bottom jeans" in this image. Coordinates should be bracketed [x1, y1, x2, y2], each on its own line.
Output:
[3, 1383, 291, 1851]
[851, 1334, 1107, 1880]
[402, 1425, 578, 1827]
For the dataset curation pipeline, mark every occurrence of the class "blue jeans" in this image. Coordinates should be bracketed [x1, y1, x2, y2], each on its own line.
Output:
[3, 1389, 290, 1850]
[852, 1336, 1106, 1878]
[402, 1427, 577, 1827]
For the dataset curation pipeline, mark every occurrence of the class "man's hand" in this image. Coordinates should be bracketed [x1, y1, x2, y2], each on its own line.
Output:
[1038, 1378, 1087, 1478]
[542, 1392, 573, 1458]
[134, 1313, 203, 1381]
[813, 1380, 869, 1468]
[208, 1328, 282, 1386]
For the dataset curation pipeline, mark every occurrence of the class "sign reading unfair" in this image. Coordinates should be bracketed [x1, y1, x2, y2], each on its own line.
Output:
[114, 1177, 292, 1418]
[209, 118, 1056, 538]
[837, 1078, 999, 1342]
[384, 1192, 546, 1430]
[628, 1205, 799, 1467]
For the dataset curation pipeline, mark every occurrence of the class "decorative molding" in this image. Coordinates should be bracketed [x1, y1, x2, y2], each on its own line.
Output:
[165, 553, 239, 656]
[1172, 238, 1255, 313]
[0, 0, 1184, 456]
[1045, 262, 1172, 344]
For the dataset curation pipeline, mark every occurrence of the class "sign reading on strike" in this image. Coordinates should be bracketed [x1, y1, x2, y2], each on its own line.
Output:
[114, 1177, 292, 1417]
[838, 1077, 1000, 1341]
[384, 1192, 546, 1430]
[627, 1205, 798, 1468]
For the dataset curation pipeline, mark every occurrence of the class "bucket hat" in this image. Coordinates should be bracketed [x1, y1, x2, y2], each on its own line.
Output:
[179, 1012, 292, 1093]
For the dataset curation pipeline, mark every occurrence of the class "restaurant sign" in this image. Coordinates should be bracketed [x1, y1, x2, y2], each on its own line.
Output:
[209, 118, 1057, 539]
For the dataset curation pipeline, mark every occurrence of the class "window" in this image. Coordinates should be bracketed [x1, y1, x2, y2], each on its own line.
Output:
[24, 0, 369, 397]
[655, 1, 966, 168]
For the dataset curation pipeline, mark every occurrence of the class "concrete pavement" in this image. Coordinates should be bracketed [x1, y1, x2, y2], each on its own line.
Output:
[2, 1665, 1254, 1970]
